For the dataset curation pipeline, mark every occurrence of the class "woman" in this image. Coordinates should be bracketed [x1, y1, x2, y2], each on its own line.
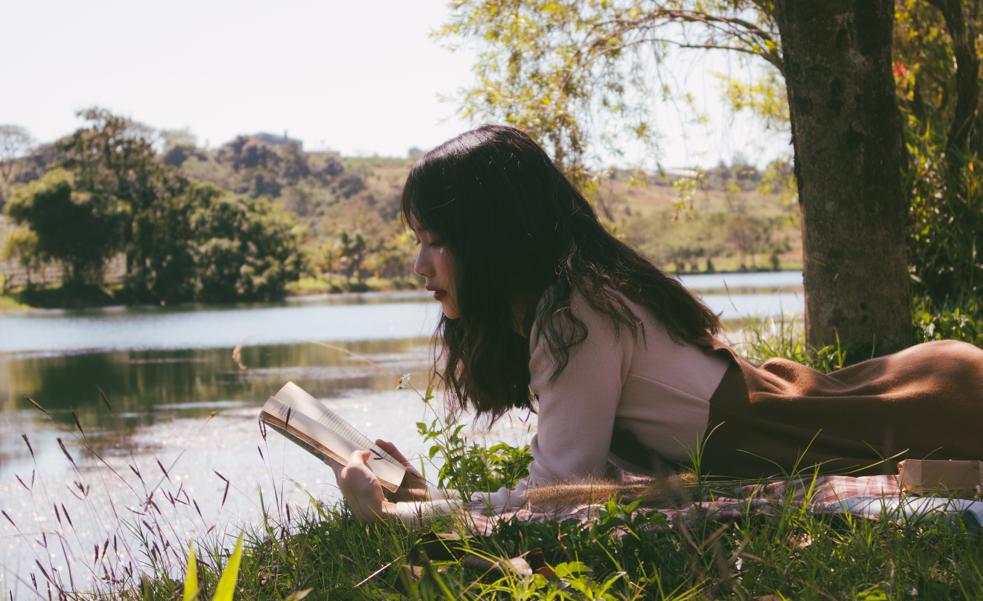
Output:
[337, 125, 983, 523]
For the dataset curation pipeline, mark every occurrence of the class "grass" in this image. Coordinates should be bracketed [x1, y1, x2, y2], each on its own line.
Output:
[5, 320, 982, 600]
[285, 275, 419, 296]
[0, 292, 30, 312]
[133, 475, 982, 600]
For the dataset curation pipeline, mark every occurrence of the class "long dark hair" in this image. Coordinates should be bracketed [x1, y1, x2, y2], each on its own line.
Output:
[402, 125, 720, 421]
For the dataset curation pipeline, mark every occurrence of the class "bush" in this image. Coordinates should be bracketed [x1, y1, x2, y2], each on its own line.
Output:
[912, 297, 982, 347]
[188, 188, 303, 303]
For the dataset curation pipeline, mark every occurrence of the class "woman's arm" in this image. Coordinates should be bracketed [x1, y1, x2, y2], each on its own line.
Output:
[524, 293, 633, 484]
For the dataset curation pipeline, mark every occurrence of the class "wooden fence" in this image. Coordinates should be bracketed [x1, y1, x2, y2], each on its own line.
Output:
[0, 215, 125, 289]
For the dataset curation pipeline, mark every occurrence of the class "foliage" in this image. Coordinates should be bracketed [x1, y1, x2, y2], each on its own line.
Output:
[912, 296, 983, 347]
[435, 0, 779, 186]
[184, 543, 199, 601]
[122, 182, 304, 304]
[54, 108, 193, 298]
[618, 174, 797, 273]
[188, 187, 303, 303]
[399, 378, 533, 500]
[0, 226, 42, 286]
[417, 417, 532, 500]
[741, 315, 848, 372]
[4, 168, 125, 285]
[212, 533, 245, 601]
[895, 0, 983, 305]
[2, 110, 304, 304]
[14, 312, 981, 600]
[0, 124, 35, 190]
[719, 70, 789, 132]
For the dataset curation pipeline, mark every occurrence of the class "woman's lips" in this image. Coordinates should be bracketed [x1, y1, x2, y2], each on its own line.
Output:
[433, 290, 447, 301]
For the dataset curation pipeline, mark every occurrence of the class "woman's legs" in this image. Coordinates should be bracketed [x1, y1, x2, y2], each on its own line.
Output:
[701, 340, 983, 477]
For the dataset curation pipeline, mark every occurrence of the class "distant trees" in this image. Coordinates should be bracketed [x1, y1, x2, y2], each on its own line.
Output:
[0, 226, 42, 286]
[3, 109, 303, 303]
[6, 169, 124, 286]
[0, 125, 35, 206]
[188, 188, 303, 302]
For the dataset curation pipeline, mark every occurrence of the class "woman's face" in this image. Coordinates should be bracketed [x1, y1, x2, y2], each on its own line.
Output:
[412, 226, 460, 319]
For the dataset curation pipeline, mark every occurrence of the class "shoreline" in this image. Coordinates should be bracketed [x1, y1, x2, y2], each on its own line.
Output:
[0, 268, 804, 314]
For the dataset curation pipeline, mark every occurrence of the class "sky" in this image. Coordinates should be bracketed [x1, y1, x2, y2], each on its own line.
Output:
[0, 0, 790, 168]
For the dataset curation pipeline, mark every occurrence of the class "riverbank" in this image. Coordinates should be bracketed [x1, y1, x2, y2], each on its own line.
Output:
[0, 267, 804, 314]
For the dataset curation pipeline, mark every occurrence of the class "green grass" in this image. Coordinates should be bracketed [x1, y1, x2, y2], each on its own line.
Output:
[285, 275, 420, 296]
[0, 293, 30, 312]
[40, 316, 982, 600]
[135, 480, 983, 600]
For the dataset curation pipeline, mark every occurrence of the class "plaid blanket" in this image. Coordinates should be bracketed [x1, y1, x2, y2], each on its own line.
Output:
[464, 475, 983, 534]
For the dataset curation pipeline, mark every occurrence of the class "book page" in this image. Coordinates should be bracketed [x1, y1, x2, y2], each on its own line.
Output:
[260, 382, 407, 492]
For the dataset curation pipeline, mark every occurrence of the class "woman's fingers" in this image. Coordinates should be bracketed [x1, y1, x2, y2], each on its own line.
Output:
[376, 439, 431, 502]
[377, 439, 425, 476]
[339, 450, 386, 522]
[376, 439, 413, 468]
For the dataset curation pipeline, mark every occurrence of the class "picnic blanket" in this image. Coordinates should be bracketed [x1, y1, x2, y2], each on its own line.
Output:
[463, 475, 983, 534]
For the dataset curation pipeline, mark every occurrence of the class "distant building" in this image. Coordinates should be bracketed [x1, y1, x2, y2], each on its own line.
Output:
[250, 131, 303, 149]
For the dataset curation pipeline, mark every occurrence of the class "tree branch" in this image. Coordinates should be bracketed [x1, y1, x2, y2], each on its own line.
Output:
[926, 0, 981, 162]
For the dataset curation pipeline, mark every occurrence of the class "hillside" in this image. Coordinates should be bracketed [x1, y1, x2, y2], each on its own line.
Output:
[0, 133, 801, 294]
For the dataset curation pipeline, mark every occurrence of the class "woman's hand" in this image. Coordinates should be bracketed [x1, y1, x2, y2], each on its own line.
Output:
[336, 450, 390, 522]
[376, 439, 431, 502]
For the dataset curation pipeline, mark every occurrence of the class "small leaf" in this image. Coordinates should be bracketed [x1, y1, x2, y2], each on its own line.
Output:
[282, 589, 313, 601]
[552, 561, 591, 578]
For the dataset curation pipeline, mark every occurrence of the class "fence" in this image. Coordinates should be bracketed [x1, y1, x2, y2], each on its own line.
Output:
[0, 215, 126, 289]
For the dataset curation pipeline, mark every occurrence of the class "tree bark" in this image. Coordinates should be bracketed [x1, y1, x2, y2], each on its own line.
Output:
[774, 1, 911, 356]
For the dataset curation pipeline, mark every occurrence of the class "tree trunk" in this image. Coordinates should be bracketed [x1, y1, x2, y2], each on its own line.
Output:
[929, 0, 980, 170]
[774, 1, 911, 357]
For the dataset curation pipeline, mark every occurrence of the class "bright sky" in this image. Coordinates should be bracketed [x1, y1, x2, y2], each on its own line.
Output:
[0, 0, 789, 168]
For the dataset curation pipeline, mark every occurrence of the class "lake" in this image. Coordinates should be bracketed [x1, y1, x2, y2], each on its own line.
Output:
[0, 271, 802, 595]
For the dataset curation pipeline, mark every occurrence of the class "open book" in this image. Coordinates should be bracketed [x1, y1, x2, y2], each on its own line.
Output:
[259, 382, 407, 493]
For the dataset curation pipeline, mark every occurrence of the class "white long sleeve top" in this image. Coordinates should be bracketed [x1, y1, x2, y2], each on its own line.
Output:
[477, 289, 729, 511]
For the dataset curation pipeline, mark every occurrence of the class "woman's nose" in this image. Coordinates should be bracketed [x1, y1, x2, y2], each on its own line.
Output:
[414, 249, 432, 277]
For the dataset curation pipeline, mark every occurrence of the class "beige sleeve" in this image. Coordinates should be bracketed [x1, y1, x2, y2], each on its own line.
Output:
[526, 294, 634, 485]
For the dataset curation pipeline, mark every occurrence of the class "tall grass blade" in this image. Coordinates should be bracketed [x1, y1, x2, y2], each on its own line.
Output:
[212, 533, 244, 601]
[183, 543, 199, 601]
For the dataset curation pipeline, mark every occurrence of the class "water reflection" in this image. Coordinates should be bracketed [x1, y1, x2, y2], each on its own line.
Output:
[0, 338, 432, 475]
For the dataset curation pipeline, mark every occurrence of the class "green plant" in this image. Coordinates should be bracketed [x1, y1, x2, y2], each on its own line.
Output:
[912, 297, 982, 347]
[396, 375, 533, 500]
[416, 418, 532, 500]
[183, 533, 244, 601]
[742, 314, 849, 371]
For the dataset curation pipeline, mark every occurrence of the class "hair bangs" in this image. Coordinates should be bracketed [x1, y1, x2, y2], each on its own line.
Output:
[400, 145, 466, 246]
